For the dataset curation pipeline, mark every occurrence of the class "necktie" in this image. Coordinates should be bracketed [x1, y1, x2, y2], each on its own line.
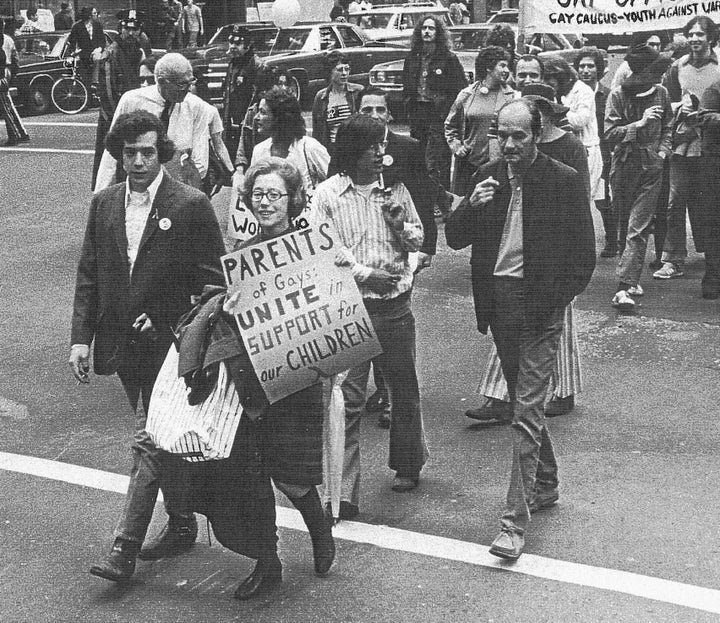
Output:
[160, 100, 174, 132]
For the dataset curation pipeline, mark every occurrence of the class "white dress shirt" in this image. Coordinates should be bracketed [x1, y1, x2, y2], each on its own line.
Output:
[125, 169, 164, 274]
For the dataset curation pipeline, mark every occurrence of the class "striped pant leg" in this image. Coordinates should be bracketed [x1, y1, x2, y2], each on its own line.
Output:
[477, 339, 510, 402]
[546, 301, 582, 400]
[0, 90, 28, 143]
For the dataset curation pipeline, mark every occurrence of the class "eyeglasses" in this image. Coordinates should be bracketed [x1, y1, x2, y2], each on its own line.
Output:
[140, 75, 156, 85]
[251, 189, 288, 202]
[647, 41, 661, 48]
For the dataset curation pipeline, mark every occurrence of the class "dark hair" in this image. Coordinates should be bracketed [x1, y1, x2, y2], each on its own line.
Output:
[105, 110, 175, 162]
[516, 54, 544, 77]
[261, 85, 306, 143]
[359, 85, 388, 103]
[410, 14, 451, 54]
[242, 157, 306, 221]
[683, 16, 718, 46]
[499, 99, 542, 139]
[26, 6, 37, 19]
[486, 24, 515, 52]
[79, 6, 94, 21]
[542, 55, 576, 95]
[331, 114, 385, 177]
[573, 46, 605, 78]
[475, 45, 512, 82]
[324, 50, 349, 82]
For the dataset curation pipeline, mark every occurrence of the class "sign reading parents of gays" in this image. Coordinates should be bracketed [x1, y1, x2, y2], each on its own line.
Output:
[221, 223, 383, 404]
[520, 0, 720, 35]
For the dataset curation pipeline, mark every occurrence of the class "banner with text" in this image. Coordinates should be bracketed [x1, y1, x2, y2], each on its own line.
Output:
[222, 224, 383, 403]
[228, 188, 261, 243]
[521, 0, 719, 34]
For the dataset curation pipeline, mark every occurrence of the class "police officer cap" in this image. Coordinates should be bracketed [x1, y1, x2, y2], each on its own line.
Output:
[228, 25, 250, 44]
[117, 9, 143, 29]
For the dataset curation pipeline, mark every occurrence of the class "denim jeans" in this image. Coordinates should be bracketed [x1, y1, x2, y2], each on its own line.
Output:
[340, 297, 428, 505]
[661, 155, 710, 264]
[114, 372, 183, 544]
[612, 154, 664, 287]
[489, 278, 564, 535]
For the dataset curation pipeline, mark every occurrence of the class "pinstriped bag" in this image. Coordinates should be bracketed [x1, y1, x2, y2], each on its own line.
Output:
[146, 345, 244, 462]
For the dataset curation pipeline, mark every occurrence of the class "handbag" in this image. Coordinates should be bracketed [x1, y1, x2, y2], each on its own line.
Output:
[146, 345, 244, 462]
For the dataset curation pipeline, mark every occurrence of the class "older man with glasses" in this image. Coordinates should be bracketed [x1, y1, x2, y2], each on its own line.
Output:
[94, 53, 210, 191]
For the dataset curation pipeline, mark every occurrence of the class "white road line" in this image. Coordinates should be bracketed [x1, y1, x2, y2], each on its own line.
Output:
[22, 121, 96, 127]
[2, 451, 719, 615]
[0, 147, 93, 155]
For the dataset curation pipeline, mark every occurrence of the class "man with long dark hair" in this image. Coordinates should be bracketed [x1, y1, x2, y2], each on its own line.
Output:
[402, 15, 466, 215]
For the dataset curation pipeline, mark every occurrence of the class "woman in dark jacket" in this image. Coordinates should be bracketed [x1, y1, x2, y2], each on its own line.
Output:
[311, 50, 363, 152]
[162, 157, 334, 601]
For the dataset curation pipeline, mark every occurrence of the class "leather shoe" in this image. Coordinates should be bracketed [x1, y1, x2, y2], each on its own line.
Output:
[311, 510, 335, 576]
[89, 538, 139, 582]
[391, 474, 419, 492]
[465, 398, 513, 423]
[545, 395, 574, 417]
[138, 516, 198, 560]
[489, 530, 524, 561]
[528, 489, 559, 513]
[365, 390, 389, 413]
[338, 501, 359, 520]
[234, 556, 282, 600]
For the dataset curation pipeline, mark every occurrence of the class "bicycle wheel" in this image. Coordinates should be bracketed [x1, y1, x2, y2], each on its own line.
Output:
[51, 77, 88, 115]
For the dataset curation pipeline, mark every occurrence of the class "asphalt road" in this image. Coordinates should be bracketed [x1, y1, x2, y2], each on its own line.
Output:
[1, 111, 720, 622]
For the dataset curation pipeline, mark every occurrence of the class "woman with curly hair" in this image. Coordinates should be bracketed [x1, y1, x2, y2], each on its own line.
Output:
[250, 85, 330, 203]
[445, 45, 515, 194]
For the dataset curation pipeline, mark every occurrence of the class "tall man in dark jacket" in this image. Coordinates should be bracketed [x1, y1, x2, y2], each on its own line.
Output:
[402, 15, 466, 214]
[69, 110, 225, 582]
[446, 99, 595, 560]
[65, 7, 106, 87]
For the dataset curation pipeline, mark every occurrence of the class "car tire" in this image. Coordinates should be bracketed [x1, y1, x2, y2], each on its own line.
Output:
[27, 81, 54, 115]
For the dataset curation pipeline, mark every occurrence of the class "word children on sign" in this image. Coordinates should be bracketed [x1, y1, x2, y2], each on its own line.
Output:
[222, 223, 383, 403]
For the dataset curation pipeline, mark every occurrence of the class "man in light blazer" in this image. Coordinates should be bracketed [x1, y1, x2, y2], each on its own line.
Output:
[69, 110, 225, 582]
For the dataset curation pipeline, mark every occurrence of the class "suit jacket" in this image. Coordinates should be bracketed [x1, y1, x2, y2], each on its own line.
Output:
[445, 152, 595, 333]
[70, 173, 226, 379]
[383, 130, 437, 255]
[66, 19, 105, 60]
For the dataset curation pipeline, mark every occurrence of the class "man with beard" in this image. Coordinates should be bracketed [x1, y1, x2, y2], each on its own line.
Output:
[446, 99, 595, 560]
[91, 9, 145, 189]
[402, 15, 466, 217]
[222, 25, 262, 159]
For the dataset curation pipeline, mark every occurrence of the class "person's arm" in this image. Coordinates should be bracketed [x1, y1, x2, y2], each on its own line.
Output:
[188, 194, 226, 290]
[565, 83, 594, 133]
[445, 172, 496, 250]
[444, 90, 469, 156]
[311, 90, 327, 146]
[662, 60, 682, 103]
[698, 83, 720, 129]
[384, 183, 423, 253]
[604, 88, 637, 146]
[659, 88, 674, 157]
[559, 169, 595, 299]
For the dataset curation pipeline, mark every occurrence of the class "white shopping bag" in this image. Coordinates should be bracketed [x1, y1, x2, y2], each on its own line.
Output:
[146, 345, 243, 462]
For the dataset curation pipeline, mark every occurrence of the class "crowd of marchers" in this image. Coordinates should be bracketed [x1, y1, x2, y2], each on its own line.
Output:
[5, 5, 711, 605]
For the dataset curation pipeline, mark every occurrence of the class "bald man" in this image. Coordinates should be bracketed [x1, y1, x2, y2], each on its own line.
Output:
[94, 53, 211, 191]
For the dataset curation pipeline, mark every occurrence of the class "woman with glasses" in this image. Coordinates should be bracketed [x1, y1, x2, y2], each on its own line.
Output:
[251, 85, 330, 207]
[311, 50, 363, 152]
[163, 157, 335, 600]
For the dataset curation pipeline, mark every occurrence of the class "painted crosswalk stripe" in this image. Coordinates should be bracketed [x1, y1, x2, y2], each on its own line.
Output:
[1, 451, 719, 615]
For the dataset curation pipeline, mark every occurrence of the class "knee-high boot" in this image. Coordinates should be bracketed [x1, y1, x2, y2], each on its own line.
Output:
[289, 487, 336, 576]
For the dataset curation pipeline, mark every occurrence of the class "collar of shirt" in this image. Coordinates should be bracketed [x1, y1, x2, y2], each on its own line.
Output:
[125, 168, 164, 209]
[682, 50, 719, 68]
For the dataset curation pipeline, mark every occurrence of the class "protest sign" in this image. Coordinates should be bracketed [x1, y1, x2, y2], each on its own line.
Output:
[228, 187, 260, 243]
[520, 0, 720, 35]
[222, 223, 383, 403]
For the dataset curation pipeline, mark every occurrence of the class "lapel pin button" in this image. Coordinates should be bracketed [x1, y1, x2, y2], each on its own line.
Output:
[159, 218, 172, 231]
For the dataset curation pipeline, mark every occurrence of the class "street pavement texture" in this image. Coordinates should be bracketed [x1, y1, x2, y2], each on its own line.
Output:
[1, 113, 720, 622]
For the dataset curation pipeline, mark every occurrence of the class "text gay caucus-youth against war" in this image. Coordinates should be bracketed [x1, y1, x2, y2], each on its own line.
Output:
[222, 223, 383, 403]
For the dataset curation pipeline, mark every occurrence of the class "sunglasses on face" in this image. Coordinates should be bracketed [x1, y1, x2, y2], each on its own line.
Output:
[140, 75, 156, 85]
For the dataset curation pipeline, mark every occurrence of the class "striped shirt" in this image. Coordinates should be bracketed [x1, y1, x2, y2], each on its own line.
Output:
[311, 174, 423, 300]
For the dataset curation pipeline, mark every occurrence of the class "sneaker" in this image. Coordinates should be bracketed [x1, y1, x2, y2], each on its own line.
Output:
[627, 284, 644, 297]
[611, 290, 635, 312]
[489, 529, 524, 560]
[653, 262, 684, 279]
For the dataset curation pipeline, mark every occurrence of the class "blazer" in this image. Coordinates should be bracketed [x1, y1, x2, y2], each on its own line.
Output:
[70, 173, 226, 377]
[66, 19, 105, 60]
[445, 152, 596, 333]
[383, 130, 438, 255]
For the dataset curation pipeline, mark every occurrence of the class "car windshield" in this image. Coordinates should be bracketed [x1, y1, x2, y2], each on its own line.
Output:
[351, 13, 393, 29]
[449, 29, 492, 51]
[16, 34, 65, 59]
[208, 26, 279, 53]
[272, 28, 311, 52]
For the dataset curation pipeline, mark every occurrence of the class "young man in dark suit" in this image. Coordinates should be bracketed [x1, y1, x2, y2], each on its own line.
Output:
[69, 110, 225, 581]
[446, 99, 595, 560]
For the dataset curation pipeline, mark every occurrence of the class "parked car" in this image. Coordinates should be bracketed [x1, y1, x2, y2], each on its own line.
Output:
[189, 22, 409, 109]
[348, 2, 453, 45]
[369, 23, 589, 108]
[13, 29, 115, 115]
[485, 9, 585, 49]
